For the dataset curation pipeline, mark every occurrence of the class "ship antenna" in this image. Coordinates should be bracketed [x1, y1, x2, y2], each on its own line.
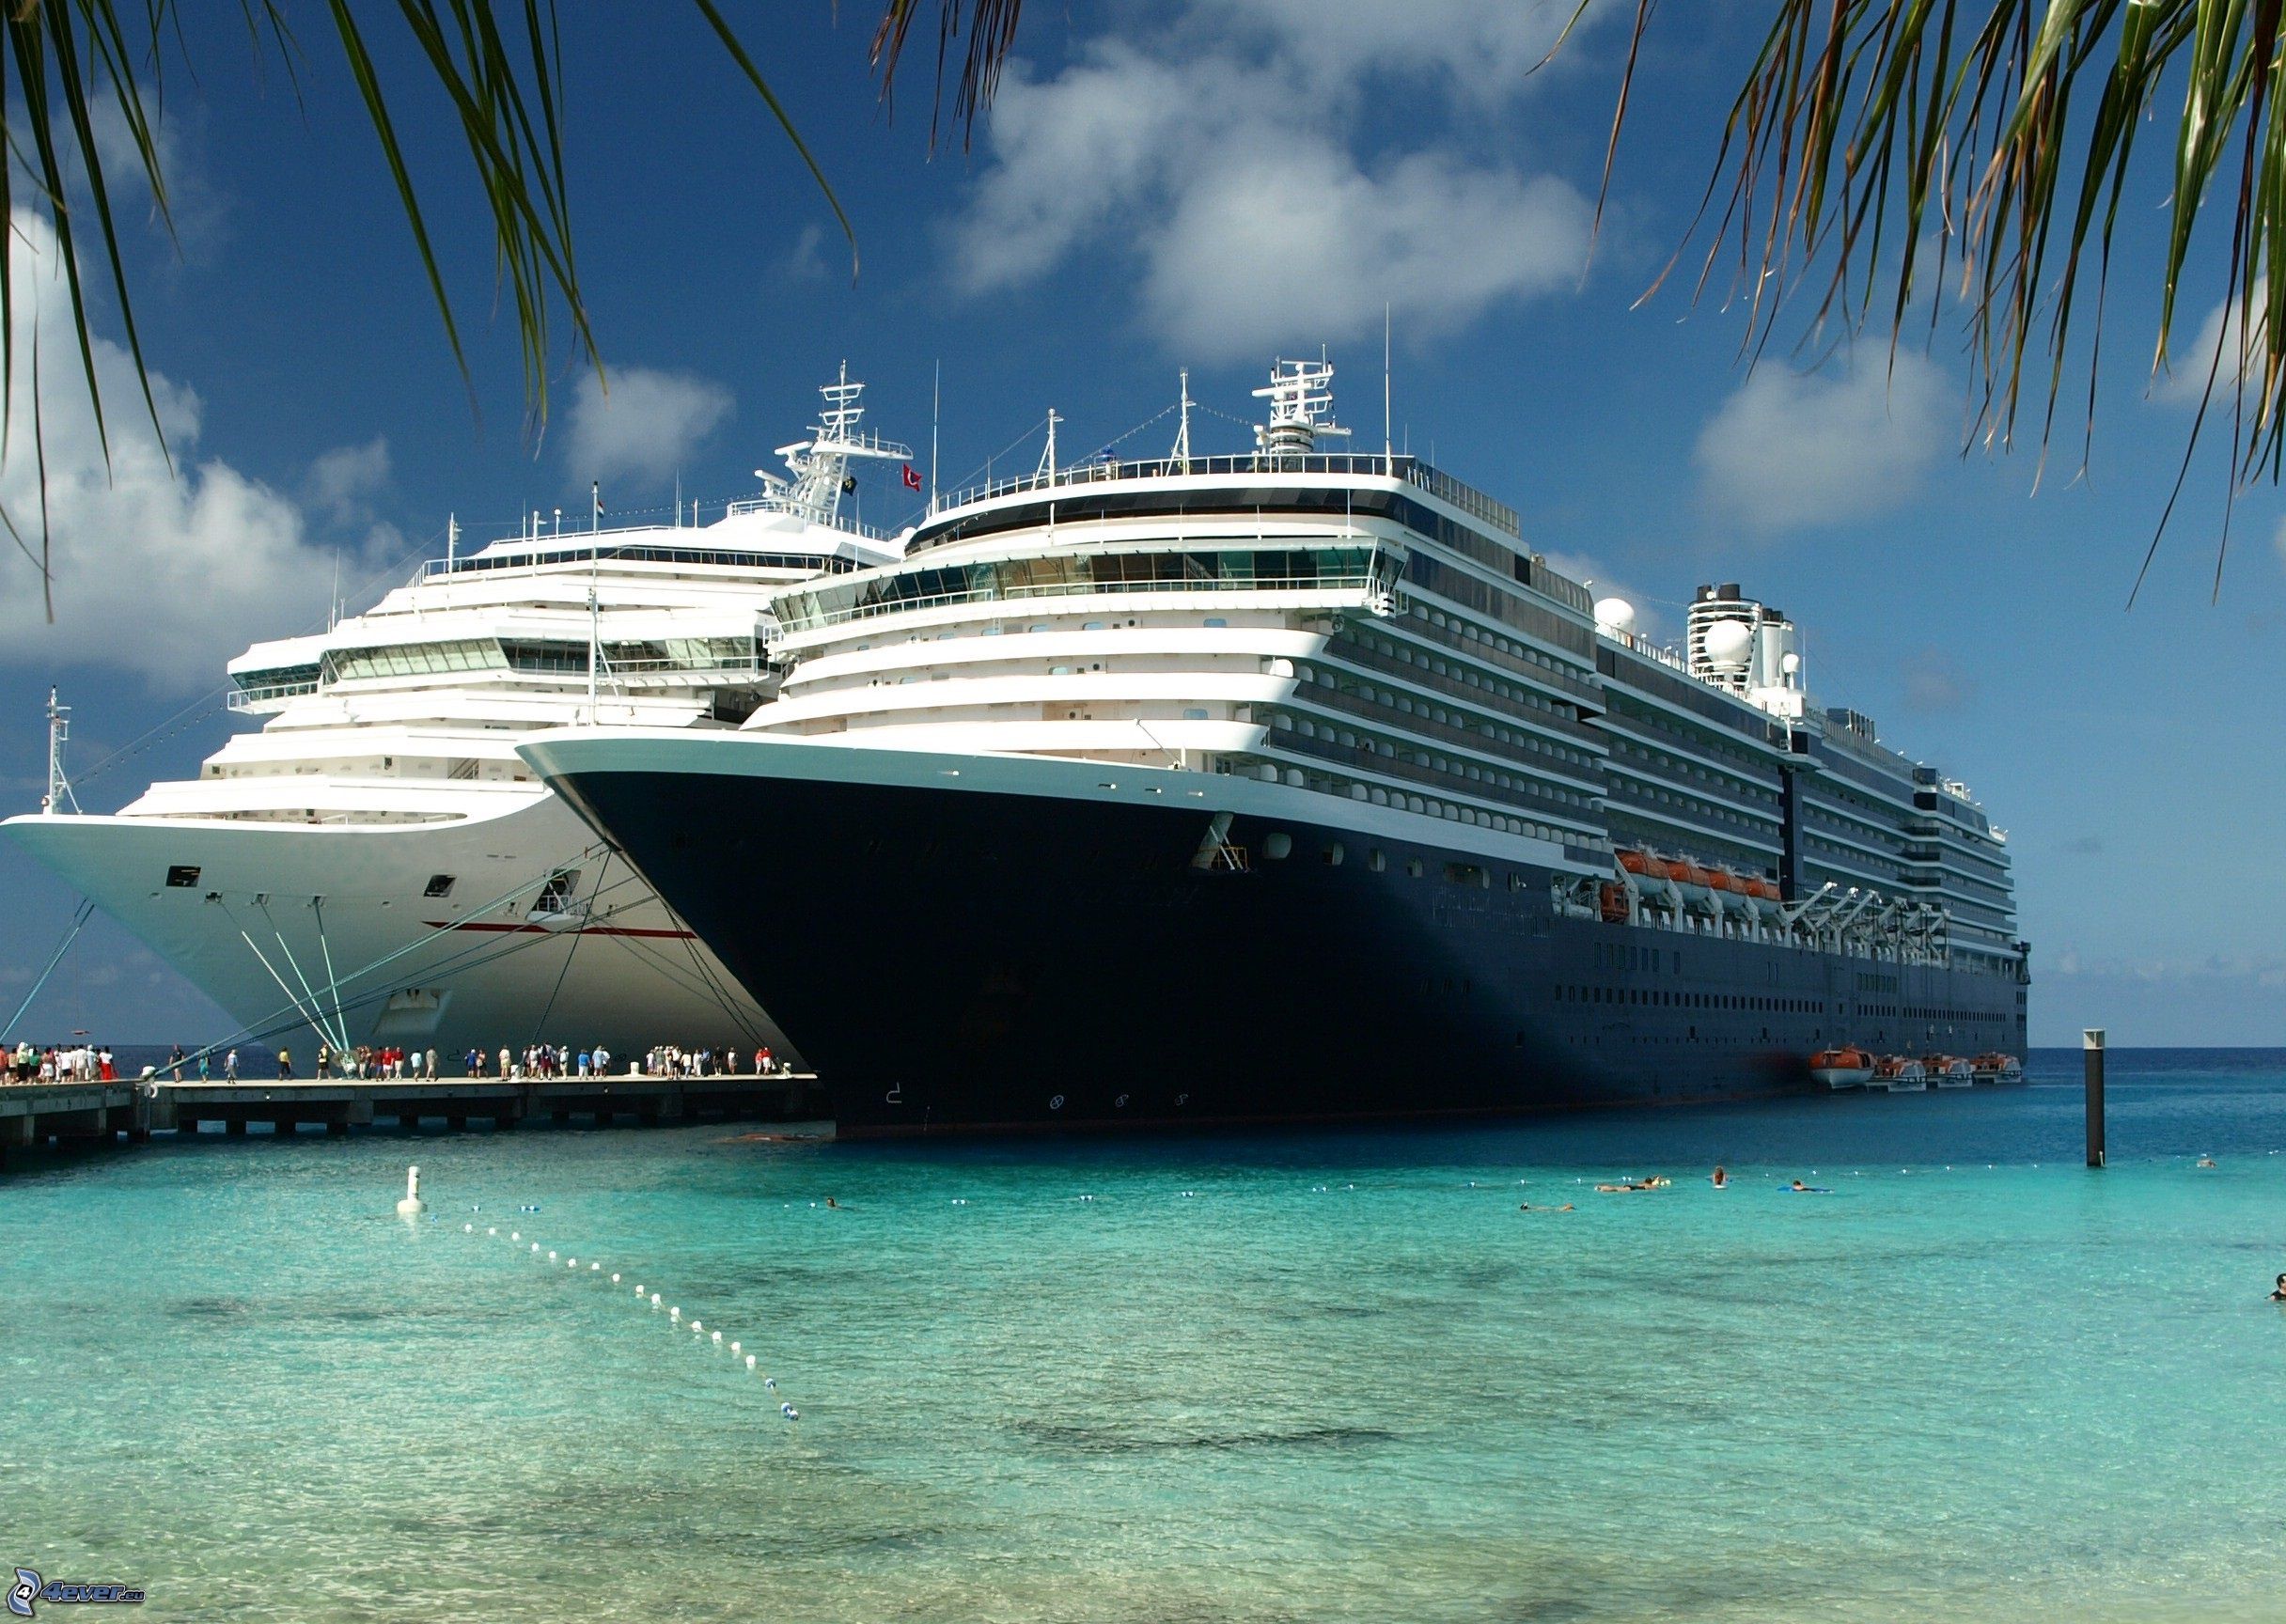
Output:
[1383, 304, 1393, 475]
[1171, 368, 1193, 471]
[43, 686, 78, 815]
[446, 512, 459, 573]
[930, 359, 941, 518]
[1037, 409, 1061, 485]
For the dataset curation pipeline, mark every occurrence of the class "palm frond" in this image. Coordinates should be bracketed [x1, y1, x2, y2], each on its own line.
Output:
[869, 0, 1024, 149]
[1576, 0, 2286, 594]
[0, 1, 858, 614]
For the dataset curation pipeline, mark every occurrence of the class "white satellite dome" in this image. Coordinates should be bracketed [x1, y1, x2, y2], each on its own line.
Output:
[1701, 617, 1754, 670]
[1592, 597, 1636, 634]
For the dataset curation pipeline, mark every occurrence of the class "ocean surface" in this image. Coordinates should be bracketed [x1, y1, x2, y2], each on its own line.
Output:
[6, 1047, 2284, 1622]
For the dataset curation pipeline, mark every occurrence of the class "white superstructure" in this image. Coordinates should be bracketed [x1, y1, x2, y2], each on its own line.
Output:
[5, 372, 913, 1058]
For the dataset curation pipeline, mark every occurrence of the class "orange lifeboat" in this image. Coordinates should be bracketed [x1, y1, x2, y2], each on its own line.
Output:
[1808, 1045, 1875, 1089]
[1617, 849, 1659, 880]
[1922, 1054, 1976, 1087]
[1971, 1053, 2025, 1084]
[1598, 882, 1629, 924]
[1871, 1055, 1928, 1091]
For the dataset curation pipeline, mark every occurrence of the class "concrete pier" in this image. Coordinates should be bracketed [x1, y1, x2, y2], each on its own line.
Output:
[0, 1080, 143, 1167]
[2, 1072, 824, 1166]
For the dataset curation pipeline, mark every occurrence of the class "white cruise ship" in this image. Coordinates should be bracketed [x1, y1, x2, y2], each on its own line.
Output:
[4, 371, 912, 1061]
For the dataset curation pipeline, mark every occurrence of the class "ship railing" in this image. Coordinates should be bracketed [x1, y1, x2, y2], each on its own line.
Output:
[225, 680, 320, 710]
[720, 496, 897, 540]
[932, 451, 1433, 514]
[418, 532, 884, 580]
[782, 564, 1390, 632]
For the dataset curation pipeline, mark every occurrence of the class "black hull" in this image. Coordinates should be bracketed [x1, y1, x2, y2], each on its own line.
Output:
[550, 764, 2028, 1136]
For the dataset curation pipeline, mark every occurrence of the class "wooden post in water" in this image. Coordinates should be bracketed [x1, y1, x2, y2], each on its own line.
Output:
[2084, 1028, 2106, 1168]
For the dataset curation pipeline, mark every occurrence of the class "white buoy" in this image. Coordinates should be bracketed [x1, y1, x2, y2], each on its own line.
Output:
[397, 1166, 426, 1216]
[531, 1243, 540, 1253]
[511, 1231, 521, 1241]
[650, 1293, 660, 1306]
[589, 1263, 600, 1272]
[611, 1273, 620, 1284]
[781, 1404, 799, 1421]
[670, 1306, 681, 1320]
[730, 1342, 741, 1354]
[548, 1251, 557, 1261]
[691, 1320, 702, 1332]
[568, 1257, 577, 1267]
[745, 1354, 756, 1369]
[463, 1224, 473, 1233]
[488, 1227, 497, 1237]
[712, 1331, 722, 1343]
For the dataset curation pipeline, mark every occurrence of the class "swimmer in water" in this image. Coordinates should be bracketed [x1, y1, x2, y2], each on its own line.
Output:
[1791, 1179, 1808, 1192]
[1711, 1165, 1729, 1188]
[2197, 1156, 2217, 1169]
[1519, 1202, 1574, 1212]
[2271, 1273, 2286, 1302]
[824, 1197, 839, 1209]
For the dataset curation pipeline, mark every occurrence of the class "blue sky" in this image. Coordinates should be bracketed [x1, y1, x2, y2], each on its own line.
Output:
[1, 1, 2278, 1047]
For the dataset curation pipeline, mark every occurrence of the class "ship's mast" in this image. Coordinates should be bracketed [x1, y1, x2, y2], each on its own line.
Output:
[43, 686, 78, 815]
[1253, 356, 1349, 459]
[753, 362, 914, 529]
[1170, 369, 1193, 470]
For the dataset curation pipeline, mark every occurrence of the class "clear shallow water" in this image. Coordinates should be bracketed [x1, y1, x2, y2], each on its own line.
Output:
[6, 1049, 2286, 1622]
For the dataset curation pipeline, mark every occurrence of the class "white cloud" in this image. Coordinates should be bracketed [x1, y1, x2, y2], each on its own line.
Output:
[782, 222, 830, 282]
[0, 210, 353, 693]
[2156, 298, 2261, 408]
[950, 3, 1599, 359]
[1900, 646, 1974, 712]
[1695, 351, 1953, 533]
[1145, 145, 1589, 358]
[562, 366, 734, 491]
[305, 436, 390, 525]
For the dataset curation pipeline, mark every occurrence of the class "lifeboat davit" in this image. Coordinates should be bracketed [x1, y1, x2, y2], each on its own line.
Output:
[1871, 1055, 1927, 1092]
[1808, 1045, 1875, 1089]
[1971, 1053, 2024, 1085]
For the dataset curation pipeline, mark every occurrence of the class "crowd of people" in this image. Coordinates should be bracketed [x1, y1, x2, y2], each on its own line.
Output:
[7, 1041, 119, 1083]
[5, 1038, 791, 1084]
[453, 1042, 787, 1080]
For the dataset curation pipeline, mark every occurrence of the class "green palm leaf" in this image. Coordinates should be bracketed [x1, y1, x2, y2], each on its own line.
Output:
[1, 0, 861, 617]
[1574, 0, 2286, 594]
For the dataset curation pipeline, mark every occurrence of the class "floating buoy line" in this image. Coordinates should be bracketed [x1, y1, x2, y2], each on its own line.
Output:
[431, 1178, 798, 1428]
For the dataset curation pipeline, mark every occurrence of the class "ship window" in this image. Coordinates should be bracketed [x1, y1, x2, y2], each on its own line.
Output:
[1369, 849, 1386, 872]
[165, 865, 200, 888]
[1322, 843, 1344, 867]
[1205, 617, 1228, 628]
[424, 874, 457, 898]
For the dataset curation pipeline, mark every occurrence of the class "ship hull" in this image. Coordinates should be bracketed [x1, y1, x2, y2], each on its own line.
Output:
[2, 794, 786, 1061]
[526, 733, 2028, 1135]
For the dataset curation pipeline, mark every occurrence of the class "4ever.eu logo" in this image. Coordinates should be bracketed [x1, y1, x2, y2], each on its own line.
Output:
[8, 1569, 145, 1616]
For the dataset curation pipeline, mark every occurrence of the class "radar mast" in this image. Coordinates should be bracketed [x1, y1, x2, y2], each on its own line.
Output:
[753, 363, 915, 528]
[1253, 357, 1349, 458]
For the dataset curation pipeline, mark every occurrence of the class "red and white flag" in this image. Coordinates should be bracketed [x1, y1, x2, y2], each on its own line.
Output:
[902, 464, 923, 492]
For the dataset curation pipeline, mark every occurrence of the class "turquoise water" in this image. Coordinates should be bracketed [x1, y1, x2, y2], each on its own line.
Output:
[7, 1050, 2286, 1621]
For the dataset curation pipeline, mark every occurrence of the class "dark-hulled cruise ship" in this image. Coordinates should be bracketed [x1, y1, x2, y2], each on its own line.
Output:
[520, 360, 2028, 1133]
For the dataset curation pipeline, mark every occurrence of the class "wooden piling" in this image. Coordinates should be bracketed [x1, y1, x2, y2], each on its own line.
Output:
[2084, 1027, 2106, 1169]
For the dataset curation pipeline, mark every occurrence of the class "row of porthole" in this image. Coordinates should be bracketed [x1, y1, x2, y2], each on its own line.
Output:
[1251, 763, 1582, 842]
[1402, 601, 1584, 678]
[1298, 679, 1594, 775]
[1277, 712, 1594, 803]
[1257, 834, 1536, 890]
